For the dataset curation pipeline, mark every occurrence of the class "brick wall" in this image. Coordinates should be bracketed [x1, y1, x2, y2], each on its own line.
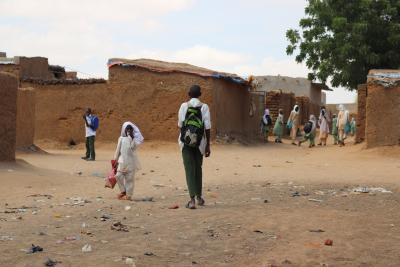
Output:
[16, 87, 36, 148]
[0, 72, 18, 161]
[265, 90, 296, 134]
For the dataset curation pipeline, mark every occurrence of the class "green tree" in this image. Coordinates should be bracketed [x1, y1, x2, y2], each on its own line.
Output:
[286, 0, 400, 90]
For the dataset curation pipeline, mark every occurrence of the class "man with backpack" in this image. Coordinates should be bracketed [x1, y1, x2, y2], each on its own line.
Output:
[178, 85, 211, 209]
[81, 108, 99, 161]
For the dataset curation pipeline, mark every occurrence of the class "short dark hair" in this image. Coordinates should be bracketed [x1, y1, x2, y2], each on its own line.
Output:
[188, 85, 201, 98]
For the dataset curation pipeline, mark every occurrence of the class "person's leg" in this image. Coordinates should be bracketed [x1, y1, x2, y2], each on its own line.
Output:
[89, 136, 95, 160]
[194, 149, 204, 204]
[85, 137, 90, 158]
[124, 170, 135, 199]
[116, 171, 126, 198]
[291, 127, 297, 145]
[182, 146, 196, 208]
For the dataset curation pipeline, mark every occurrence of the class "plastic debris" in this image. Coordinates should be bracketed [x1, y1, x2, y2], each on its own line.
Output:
[144, 252, 154, 256]
[309, 229, 325, 233]
[168, 204, 179, 209]
[0, 235, 13, 241]
[352, 187, 392, 194]
[324, 239, 333, 246]
[111, 222, 129, 232]
[82, 244, 92, 253]
[27, 244, 43, 254]
[308, 198, 323, 202]
[44, 258, 61, 267]
[124, 206, 131, 211]
[125, 257, 136, 266]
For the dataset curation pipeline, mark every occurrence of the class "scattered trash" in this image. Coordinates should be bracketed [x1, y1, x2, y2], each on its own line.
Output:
[144, 252, 154, 256]
[27, 244, 43, 254]
[315, 191, 325, 196]
[152, 184, 166, 188]
[32, 211, 38, 215]
[0, 235, 13, 241]
[64, 236, 79, 241]
[100, 214, 111, 221]
[251, 197, 261, 201]
[308, 198, 323, 203]
[263, 200, 269, 203]
[309, 229, 325, 233]
[324, 239, 333, 246]
[82, 244, 92, 253]
[285, 161, 293, 164]
[252, 164, 262, 168]
[75, 171, 83, 176]
[124, 206, 131, 211]
[253, 230, 263, 234]
[352, 187, 392, 194]
[111, 222, 129, 232]
[44, 258, 61, 267]
[291, 192, 301, 197]
[101, 240, 108, 244]
[134, 197, 154, 202]
[125, 257, 136, 266]
[168, 204, 179, 209]
[28, 194, 53, 199]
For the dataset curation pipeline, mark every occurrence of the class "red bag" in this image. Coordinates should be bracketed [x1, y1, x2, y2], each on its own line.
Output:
[105, 160, 117, 189]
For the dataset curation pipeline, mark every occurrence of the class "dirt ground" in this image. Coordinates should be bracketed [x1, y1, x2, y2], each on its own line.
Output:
[1, 138, 400, 267]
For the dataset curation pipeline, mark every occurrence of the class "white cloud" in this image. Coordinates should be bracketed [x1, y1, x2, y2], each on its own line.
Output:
[0, 0, 195, 21]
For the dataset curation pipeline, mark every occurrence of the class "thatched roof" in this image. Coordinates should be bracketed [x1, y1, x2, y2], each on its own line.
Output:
[107, 58, 248, 85]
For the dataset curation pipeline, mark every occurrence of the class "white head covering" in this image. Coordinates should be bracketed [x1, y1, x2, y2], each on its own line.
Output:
[292, 105, 299, 113]
[264, 108, 270, 116]
[120, 121, 144, 145]
[309, 114, 317, 132]
[339, 104, 345, 111]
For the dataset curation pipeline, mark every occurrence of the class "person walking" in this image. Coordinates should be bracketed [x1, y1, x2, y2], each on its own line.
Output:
[337, 104, 348, 146]
[178, 85, 211, 209]
[260, 108, 272, 142]
[81, 108, 98, 161]
[318, 107, 330, 146]
[298, 115, 317, 148]
[273, 109, 284, 143]
[331, 114, 339, 145]
[113, 122, 143, 201]
[288, 105, 300, 145]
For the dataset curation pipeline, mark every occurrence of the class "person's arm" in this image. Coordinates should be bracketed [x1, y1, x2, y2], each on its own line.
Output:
[113, 137, 122, 161]
[83, 115, 90, 127]
[205, 129, 211, 157]
[203, 104, 211, 157]
[128, 132, 138, 150]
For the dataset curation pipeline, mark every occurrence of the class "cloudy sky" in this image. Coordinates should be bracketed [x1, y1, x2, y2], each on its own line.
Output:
[0, 0, 356, 103]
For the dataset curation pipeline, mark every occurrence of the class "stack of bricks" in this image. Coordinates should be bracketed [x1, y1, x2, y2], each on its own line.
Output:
[295, 96, 311, 125]
[356, 84, 367, 143]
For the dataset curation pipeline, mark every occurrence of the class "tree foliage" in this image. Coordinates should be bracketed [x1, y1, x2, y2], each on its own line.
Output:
[286, 0, 400, 89]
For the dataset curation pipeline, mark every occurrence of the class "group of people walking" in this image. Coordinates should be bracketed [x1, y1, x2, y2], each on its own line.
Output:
[82, 89, 356, 208]
[260, 104, 356, 148]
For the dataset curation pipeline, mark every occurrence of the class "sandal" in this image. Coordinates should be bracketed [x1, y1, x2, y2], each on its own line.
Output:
[185, 200, 196, 209]
[196, 197, 205, 206]
[120, 195, 132, 201]
[117, 192, 126, 200]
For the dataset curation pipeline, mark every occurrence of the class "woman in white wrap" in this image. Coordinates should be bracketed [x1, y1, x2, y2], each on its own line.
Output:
[336, 104, 348, 146]
[113, 121, 143, 200]
[288, 105, 300, 145]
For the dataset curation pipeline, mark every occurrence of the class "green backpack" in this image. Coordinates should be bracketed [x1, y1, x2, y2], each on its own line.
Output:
[180, 106, 204, 147]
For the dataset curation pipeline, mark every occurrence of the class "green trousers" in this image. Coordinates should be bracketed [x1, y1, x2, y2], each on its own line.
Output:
[85, 136, 96, 159]
[182, 145, 203, 198]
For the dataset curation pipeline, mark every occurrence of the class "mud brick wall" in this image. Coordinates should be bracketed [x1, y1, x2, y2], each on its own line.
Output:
[0, 72, 18, 161]
[356, 84, 367, 143]
[16, 87, 36, 148]
[366, 82, 400, 148]
[0, 64, 20, 78]
[265, 90, 296, 134]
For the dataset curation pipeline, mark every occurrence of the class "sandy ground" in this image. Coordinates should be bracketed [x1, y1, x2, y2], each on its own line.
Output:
[1, 138, 400, 267]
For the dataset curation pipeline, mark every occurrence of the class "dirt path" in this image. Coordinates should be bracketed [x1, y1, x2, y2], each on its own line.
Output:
[0, 140, 399, 266]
